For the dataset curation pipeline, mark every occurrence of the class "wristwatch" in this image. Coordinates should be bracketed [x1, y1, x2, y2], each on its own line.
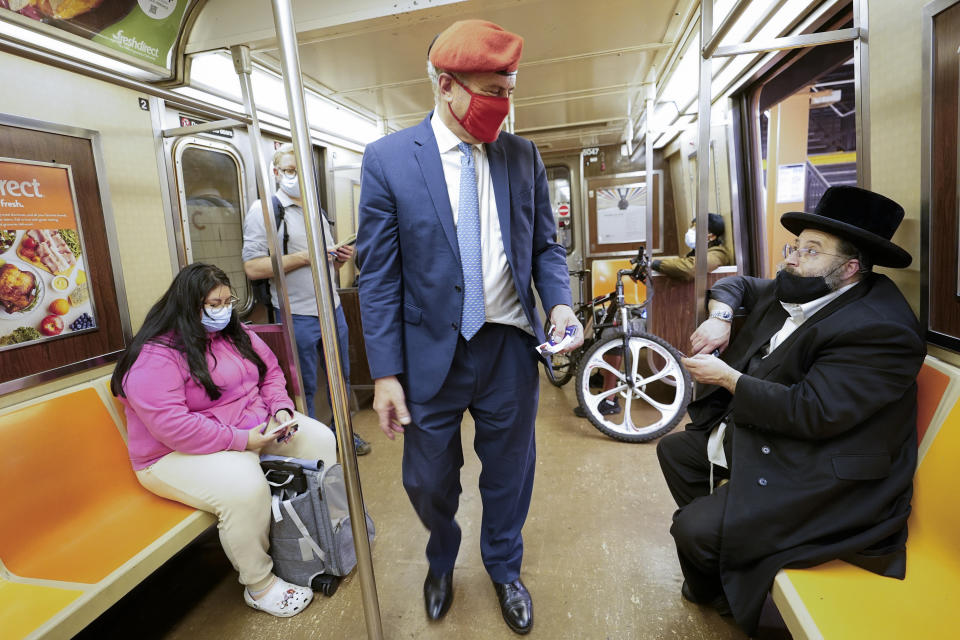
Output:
[709, 309, 733, 322]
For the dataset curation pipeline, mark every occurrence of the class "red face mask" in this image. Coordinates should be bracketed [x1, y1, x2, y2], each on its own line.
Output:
[447, 76, 511, 143]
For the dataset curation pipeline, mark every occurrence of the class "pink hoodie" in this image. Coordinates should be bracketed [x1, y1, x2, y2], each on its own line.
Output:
[120, 327, 294, 470]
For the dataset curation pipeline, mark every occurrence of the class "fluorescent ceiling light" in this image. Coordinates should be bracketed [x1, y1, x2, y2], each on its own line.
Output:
[659, 40, 699, 112]
[189, 51, 381, 145]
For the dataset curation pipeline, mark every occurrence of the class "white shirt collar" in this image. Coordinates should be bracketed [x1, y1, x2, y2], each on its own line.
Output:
[779, 280, 859, 323]
[275, 188, 298, 208]
[431, 110, 477, 155]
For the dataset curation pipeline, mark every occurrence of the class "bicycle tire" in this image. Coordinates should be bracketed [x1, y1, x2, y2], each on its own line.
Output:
[541, 318, 575, 387]
[575, 331, 691, 442]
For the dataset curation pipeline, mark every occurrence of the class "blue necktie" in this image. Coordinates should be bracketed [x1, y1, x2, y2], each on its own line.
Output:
[457, 142, 485, 340]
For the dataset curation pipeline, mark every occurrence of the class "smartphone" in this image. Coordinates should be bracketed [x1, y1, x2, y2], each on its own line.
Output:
[261, 416, 298, 439]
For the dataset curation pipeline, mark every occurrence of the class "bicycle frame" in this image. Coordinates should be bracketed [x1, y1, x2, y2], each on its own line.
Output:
[556, 248, 651, 383]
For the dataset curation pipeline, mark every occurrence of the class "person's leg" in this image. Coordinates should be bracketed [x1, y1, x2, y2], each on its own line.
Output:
[656, 428, 716, 508]
[289, 312, 323, 420]
[334, 304, 352, 392]
[327, 304, 371, 453]
[315, 306, 351, 407]
[403, 338, 474, 576]
[670, 484, 729, 604]
[468, 325, 539, 583]
[262, 411, 337, 468]
[135, 450, 274, 589]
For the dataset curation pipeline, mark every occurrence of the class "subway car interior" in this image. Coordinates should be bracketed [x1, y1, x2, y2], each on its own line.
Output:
[1, 0, 959, 638]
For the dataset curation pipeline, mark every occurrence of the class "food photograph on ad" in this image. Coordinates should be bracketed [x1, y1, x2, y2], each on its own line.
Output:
[0, 159, 96, 351]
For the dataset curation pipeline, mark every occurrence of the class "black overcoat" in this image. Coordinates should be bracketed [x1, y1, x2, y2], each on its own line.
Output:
[688, 273, 925, 633]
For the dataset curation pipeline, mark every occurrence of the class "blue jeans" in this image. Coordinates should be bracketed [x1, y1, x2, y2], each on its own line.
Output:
[283, 305, 351, 420]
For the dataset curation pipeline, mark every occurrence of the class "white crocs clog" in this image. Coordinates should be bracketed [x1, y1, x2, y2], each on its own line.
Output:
[244, 577, 314, 618]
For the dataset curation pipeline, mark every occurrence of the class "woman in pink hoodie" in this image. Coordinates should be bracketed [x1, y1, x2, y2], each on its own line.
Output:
[111, 263, 336, 618]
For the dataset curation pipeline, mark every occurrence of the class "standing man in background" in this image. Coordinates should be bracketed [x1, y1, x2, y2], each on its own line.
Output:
[242, 143, 371, 456]
[356, 20, 582, 635]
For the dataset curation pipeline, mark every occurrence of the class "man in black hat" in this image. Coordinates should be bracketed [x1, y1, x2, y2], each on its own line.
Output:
[656, 186, 925, 635]
[651, 213, 733, 281]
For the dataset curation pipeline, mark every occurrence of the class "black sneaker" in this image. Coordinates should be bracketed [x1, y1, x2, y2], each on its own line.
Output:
[572, 399, 621, 418]
[353, 434, 371, 456]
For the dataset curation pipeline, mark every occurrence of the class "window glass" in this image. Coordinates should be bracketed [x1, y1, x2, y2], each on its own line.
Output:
[177, 145, 250, 310]
[546, 165, 574, 254]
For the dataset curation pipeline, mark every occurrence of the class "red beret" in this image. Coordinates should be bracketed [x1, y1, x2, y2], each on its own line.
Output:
[429, 20, 523, 74]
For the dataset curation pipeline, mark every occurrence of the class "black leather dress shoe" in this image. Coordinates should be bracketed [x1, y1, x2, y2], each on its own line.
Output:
[423, 569, 453, 620]
[681, 580, 732, 617]
[493, 579, 533, 634]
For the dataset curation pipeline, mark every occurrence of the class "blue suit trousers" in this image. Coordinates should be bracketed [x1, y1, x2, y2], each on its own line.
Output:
[402, 323, 539, 583]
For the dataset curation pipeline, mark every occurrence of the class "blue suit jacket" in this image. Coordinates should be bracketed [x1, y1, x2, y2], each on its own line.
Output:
[356, 115, 573, 403]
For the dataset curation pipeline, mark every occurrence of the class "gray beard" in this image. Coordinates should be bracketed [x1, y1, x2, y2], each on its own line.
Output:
[823, 266, 847, 291]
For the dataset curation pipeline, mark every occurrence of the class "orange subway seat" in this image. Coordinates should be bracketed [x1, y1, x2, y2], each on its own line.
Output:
[915, 362, 949, 444]
[0, 389, 197, 584]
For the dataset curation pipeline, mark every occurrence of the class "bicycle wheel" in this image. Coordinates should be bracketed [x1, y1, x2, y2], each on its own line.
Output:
[541, 319, 575, 387]
[575, 331, 691, 442]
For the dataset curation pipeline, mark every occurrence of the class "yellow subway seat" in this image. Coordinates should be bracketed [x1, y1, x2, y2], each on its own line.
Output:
[777, 370, 960, 639]
[0, 577, 83, 640]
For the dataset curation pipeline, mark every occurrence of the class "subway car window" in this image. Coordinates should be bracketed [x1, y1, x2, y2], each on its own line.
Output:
[753, 40, 856, 275]
[545, 165, 573, 254]
[174, 143, 250, 313]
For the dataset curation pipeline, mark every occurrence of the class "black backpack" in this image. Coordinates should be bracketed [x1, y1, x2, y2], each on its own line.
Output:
[250, 195, 288, 315]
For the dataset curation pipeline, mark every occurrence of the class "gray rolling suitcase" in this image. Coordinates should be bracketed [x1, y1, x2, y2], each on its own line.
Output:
[260, 455, 375, 596]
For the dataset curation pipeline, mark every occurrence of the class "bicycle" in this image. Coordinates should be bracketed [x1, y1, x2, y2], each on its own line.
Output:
[542, 249, 692, 442]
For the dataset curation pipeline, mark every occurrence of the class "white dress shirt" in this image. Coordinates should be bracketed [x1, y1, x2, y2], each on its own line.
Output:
[765, 280, 859, 356]
[241, 189, 340, 315]
[430, 111, 531, 334]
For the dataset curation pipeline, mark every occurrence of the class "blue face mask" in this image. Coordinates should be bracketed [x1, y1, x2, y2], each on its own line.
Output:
[201, 305, 233, 332]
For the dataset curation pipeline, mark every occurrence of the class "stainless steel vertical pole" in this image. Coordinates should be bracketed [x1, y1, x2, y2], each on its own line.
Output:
[853, 0, 870, 188]
[231, 44, 307, 415]
[644, 83, 655, 265]
[268, 2, 383, 638]
[695, 1, 714, 325]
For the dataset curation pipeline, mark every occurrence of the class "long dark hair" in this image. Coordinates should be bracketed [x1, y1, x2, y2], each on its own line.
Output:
[111, 263, 267, 400]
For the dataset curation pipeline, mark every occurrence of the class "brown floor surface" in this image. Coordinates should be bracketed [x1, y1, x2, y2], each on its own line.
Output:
[78, 373, 791, 640]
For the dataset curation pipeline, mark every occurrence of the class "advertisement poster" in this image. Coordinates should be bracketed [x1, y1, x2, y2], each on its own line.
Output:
[596, 184, 647, 245]
[0, 159, 96, 352]
[0, 0, 196, 69]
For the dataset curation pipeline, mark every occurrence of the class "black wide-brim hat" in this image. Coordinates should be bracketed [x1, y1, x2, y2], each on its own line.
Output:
[781, 185, 912, 268]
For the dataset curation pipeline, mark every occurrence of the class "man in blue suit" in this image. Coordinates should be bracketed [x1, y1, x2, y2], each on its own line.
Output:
[356, 19, 582, 635]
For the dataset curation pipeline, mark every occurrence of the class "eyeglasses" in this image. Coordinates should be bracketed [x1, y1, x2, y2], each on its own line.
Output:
[782, 244, 854, 261]
[278, 167, 297, 177]
[204, 296, 239, 311]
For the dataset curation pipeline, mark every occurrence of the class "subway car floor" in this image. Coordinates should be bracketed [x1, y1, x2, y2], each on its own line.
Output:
[77, 374, 791, 640]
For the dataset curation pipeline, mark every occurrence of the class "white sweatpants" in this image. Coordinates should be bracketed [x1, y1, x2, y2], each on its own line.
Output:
[135, 411, 337, 590]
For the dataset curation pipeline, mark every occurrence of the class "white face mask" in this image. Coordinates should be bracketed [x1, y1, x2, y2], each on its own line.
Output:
[279, 172, 300, 198]
[684, 227, 697, 249]
[201, 304, 233, 332]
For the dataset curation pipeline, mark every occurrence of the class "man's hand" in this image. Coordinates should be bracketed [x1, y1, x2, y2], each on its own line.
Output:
[690, 318, 732, 355]
[373, 376, 411, 439]
[681, 354, 741, 392]
[331, 245, 354, 270]
[548, 304, 584, 354]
